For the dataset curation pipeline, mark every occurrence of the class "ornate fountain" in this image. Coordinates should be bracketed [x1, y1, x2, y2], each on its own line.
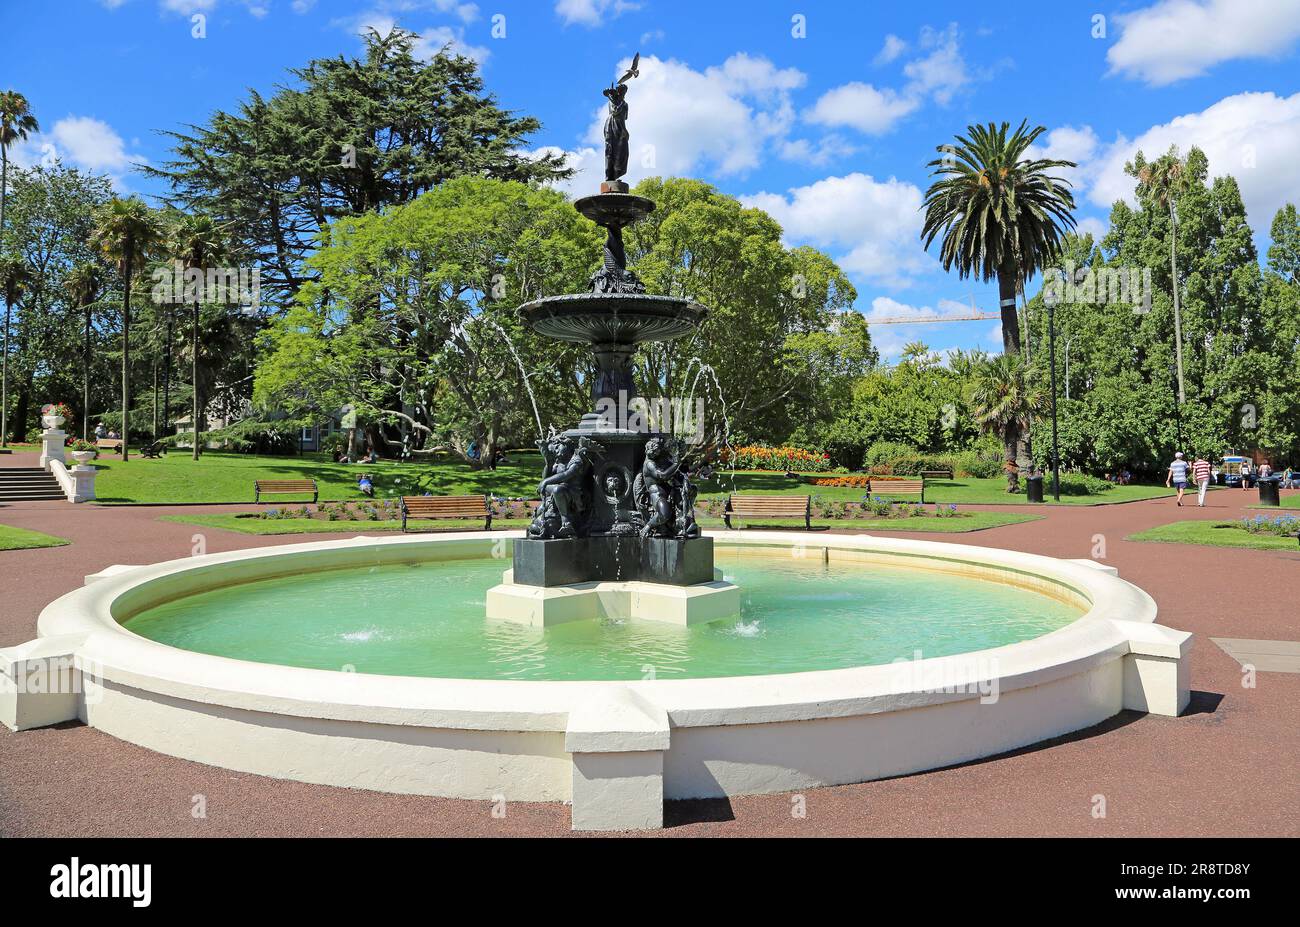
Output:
[487, 58, 735, 624]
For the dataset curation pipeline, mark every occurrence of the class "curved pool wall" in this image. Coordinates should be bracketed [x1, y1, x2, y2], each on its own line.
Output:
[2, 531, 1193, 832]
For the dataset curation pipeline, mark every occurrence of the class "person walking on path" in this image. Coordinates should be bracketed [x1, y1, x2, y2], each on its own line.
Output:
[1167, 451, 1191, 506]
[1192, 454, 1212, 507]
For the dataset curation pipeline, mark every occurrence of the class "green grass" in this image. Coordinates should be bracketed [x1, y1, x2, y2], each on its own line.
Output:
[699, 512, 1042, 532]
[165, 511, 1038, 536]
[1127, 520, 1300, 551]
[91, 449, 541, 504]
[695, 472, 1176, 505]
[160, 513, 532, 536]
[85, 449, 1178, 508]
[0, 523, 71, 550]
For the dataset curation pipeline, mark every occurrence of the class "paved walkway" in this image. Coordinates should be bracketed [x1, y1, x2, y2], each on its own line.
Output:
[1, 451, 1297, 836]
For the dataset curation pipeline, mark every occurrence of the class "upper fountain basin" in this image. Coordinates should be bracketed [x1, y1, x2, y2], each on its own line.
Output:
[575, 193, 655, 227]
[520, 292, 708, 345]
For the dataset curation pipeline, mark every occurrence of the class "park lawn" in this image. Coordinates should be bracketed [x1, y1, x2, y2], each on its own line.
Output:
[165, 511, 1038, 536]
[84, 451, 1175, 508]
[0, 523, 70, 550]
[1127, 520, 1299, 551]
[161, 513, 532, 536]
[699, 512, 1042, 532]
[695, 472, 1176, 505]
[91, 449, 540, 504]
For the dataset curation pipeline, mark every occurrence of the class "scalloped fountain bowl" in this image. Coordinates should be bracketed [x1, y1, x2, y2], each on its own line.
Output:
[3, 530, 1192, 831]
[519, 292, 708, 345]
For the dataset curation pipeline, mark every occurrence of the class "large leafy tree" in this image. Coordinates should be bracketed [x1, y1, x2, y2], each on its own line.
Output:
[255, 176, 599, 465]
[626, 177, 864, 446]
[91, 197, 163, 459]
[1126, 147, 1190, 406]
[921, 120, 1076, 480]
[968, 353, 1048, 491]
[62, 261, 104, 442]
[0, 254, 31, 445]
[0, 90, 39, 258]
[0, 162, 114, 439]
[921, 120, 1077, 356]
[166, 212, 230, 458]
[145, 29, 569, 307]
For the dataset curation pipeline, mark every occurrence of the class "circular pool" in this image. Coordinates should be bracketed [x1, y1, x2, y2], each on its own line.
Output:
[122, 550, 1080, 681]
[21, 530, 1191, 831]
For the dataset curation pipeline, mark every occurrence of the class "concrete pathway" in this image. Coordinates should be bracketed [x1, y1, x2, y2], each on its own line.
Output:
[1, 454, 1297, 836]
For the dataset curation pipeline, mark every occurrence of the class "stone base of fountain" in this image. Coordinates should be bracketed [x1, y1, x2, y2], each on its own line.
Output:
[485, 567, 740, 628]
[513, 535, 715, 586]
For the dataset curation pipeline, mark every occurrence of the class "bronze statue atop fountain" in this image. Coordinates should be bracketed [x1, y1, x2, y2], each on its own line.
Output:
[510, 53, 714, 588]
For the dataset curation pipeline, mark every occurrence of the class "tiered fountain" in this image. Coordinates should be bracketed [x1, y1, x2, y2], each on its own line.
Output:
[485, 58, 739, 626]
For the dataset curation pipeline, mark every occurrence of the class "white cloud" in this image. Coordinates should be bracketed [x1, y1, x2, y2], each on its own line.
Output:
[805, 82, 919, 135]
[526, 144, 602, 199]
[873, 34, 908, 66]
[292, 0, 317, 12]
[741, 173, 931, 287]
[902, 23, 969, 105]
[555, 0, 638, 27]
[1075, 216, 1109, 241]
[413, 24, 489, 63]
[858, 297, 976, 360]
[564, 53, 805, 182]
[9, 116, 144, 189]
[778, 134, 857, 167]
[1107, 0, 1300, 86]
[807, 22, 971, 135]
[1085, 91, 1300, 228]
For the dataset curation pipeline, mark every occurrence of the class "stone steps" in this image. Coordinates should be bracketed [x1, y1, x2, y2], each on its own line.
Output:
[0, 467, 66, 502]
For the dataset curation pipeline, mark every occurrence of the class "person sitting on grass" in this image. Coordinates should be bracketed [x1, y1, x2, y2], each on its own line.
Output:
[357, 473, 375, 498]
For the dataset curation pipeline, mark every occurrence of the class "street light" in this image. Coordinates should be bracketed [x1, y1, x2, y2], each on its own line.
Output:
[1047, 299, 1061, 501]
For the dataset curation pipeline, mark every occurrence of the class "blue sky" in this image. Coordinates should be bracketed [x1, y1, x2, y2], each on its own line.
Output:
[4, 0, 1299, 359]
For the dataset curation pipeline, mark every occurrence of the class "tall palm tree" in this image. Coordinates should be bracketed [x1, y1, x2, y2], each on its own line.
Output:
[91, 197, 162, 461]
[0, 91, 39, 256]
[968, 353, 1048, 493]
[0, 254, 31, 446]
[169, 213, 226, 459]
[921, 120, 1076, 482]
[1129, 148, 1188, 405]
[63, 262, 104, 442]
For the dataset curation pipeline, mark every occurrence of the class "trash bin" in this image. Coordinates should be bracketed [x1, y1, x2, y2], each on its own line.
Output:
[1026, 474, 1045, 503]
[1258, 477, 1281, 507]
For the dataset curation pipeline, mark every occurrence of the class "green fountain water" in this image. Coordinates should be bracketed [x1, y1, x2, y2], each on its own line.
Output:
[122, 549, 1081, 681]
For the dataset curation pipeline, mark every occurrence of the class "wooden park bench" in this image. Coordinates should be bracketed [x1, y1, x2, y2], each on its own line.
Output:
[866, 478, 926, 502]
[724, 493, 812, 530]
[400, 495, 493, 532]
[254, 479, 319, 504]
[920, 468, 953, 480]
[95, 438, 123, 455]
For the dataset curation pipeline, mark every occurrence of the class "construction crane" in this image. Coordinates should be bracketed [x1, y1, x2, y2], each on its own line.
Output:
[867, 294, 1000, 325]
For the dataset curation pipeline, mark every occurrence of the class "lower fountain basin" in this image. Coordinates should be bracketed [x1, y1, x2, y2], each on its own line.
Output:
[9, 531, 1192, 831]
[519, 292, 707, 345]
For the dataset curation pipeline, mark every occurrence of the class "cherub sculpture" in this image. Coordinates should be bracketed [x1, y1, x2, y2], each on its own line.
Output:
[633, 436, 700, 539]
[527, 435, 604, 539]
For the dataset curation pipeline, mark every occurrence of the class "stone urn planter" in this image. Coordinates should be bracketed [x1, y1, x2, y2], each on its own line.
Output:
[42, 413, 65, 430]
[71, 450, 96, 467]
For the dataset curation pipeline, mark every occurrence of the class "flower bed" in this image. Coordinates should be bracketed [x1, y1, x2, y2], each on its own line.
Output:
[720, 445, 834, 473]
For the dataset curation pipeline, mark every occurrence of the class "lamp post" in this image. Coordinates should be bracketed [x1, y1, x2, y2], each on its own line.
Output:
[1047, 299, 1061, 501]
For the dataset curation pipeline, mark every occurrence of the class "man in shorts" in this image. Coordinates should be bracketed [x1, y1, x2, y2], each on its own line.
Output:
[1166, 451, 1191, 507]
